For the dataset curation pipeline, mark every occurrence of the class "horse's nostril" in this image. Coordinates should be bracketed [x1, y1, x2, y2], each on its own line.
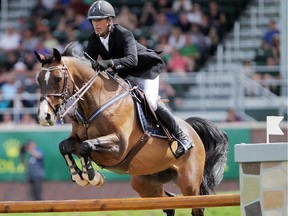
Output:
[45, 113, 51, 121]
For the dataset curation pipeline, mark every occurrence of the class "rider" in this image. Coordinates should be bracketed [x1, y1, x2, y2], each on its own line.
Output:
[85, 0, 193, 158]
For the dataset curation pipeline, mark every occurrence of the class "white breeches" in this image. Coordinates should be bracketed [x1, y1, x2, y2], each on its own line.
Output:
[126, 75, 159, 111]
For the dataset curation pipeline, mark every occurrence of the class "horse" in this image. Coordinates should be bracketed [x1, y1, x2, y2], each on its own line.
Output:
[34, 42, 228, 216]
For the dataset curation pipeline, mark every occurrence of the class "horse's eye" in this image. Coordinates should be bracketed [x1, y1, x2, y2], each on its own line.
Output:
[55, 76, 62, 83]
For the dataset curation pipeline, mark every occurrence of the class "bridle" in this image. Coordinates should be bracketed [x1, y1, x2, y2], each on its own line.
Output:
[39, 64, 71, 116]
[39, 59, 138, 127]
[39, 61, 102, 124]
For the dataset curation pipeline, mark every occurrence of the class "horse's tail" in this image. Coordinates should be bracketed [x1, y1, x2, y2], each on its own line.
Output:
[185, 117, 228, 195]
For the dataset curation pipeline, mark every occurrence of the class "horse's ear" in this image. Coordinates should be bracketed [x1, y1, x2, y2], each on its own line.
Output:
[34, 51, 45, 63]
[53, 48, 62, 62]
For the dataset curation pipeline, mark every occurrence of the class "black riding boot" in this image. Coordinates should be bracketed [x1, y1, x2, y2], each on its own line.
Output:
[155, 101, 194, 159]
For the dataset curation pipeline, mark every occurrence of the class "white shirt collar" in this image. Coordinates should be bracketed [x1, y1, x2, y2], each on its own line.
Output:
[100, 33, 110, 51]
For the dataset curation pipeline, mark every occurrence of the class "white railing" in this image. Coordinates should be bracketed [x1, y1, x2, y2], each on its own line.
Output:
[0, 71, 287, 123]
[0, 0, 35, 29]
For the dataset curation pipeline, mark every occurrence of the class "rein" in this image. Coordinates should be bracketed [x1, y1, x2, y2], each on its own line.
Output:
[58, 70, 101, 123]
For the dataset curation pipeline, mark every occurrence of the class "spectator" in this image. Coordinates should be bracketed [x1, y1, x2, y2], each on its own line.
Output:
[167, 49, 190, 74]
[154, 0, 172, 14]
[187, 3, 202, 25]
[43, 32, 61, 50]
[23, 52, 38, 71]
[207, 1, 226, 39]
[20, 29, 39, 52]
[199, 14, 212, 36]
[139, 1, 158, 27]
[218, 12, 228, 39]
[271, 34, 280, 64]
[178, 34, 200, 71]
[171, 0, 193, 15]
[208, 26, 219, 55]
[166, 49, 190, 101]
[0, 112, 14, 124]
[3, 51, 18, 71]
[65, 27, 79, 43]
[179, 34, 200, 59]
[254, 40, 273, 66]
[190, 24, 208, 53]
[263, 20, 280, 45]
[69, 0, 89, 16]
[154, 35, 174, 62]
[21, 113, 37, 124]
[208, 1, 220, 25]
[46, 1, 65, 21]
[168, 27, 186, 50]
[56, 7, 77, 32]
[114, 6, 138, 31]
[41, 0, 57, 11]
[262, 57, 280, 95]
[30, 0, 49, 18]
[0, 73, 20, 109]
[21, 72, 39, 108]
[34, 39, 51, 55]
[15, 16, 31, 35]
[75, 13, 93, 33]
[178, 13, 192, 33]
[33, 17, 50, 37]
[0, 26, 21, 51]
[138, 36, 155, 49]
[20, 140, 45, 200]
[151, 13, 173, 42]
[241, 60, 261, 96]
[242, 60, 256, 78]
[224, 108, 242, 122]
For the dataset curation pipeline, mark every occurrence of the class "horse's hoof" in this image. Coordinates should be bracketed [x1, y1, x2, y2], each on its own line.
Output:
[74, 178, 89, 186]
[88, 172, 105, 187]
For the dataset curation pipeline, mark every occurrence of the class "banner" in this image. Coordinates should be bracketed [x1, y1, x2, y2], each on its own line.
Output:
[0, 127, 246, 181]
[0, 130, 129, 181]
[223, 129, 251, 179]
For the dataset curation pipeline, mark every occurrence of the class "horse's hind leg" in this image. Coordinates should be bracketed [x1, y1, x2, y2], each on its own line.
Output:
[131, 175, 175, 216]
[175, 158, 205, 216]
[176, 174, 205, 216]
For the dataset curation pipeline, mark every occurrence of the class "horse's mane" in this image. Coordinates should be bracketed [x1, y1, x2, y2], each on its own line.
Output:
[62, 42, 90, 64]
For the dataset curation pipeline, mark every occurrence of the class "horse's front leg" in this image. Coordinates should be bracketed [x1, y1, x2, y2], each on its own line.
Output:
[59, 137, 89, 186]
[80, 156, 105, 186]
[79, 134, 121, 185]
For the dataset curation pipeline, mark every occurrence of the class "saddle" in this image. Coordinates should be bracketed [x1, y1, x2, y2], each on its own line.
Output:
[127, 80, 173, 141]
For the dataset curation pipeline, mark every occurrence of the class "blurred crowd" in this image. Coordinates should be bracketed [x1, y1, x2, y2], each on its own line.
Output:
[243, 19, 281, 96]
[0, 0, 233, 123]
[0, 0, 281, 124]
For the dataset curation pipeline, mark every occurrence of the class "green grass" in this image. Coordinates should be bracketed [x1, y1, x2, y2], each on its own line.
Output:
[0, 206, 240, 216]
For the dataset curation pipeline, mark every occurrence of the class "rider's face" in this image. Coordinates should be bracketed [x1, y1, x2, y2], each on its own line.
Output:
[91, 18, 110, 36]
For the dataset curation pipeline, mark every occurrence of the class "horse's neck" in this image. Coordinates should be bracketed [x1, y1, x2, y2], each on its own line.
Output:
[67, 59, 121, 117]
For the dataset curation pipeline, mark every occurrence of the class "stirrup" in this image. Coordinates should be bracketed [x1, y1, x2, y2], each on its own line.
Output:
[169, 136, 193, 159]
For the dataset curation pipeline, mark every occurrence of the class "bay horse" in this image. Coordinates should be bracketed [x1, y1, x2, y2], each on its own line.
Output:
[34, 42, 228, 216]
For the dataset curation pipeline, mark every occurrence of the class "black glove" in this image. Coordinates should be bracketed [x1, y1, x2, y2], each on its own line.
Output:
[92, 60, 112, 71]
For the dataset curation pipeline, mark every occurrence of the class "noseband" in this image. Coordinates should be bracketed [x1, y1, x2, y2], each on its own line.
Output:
[40, 64, 70, 115]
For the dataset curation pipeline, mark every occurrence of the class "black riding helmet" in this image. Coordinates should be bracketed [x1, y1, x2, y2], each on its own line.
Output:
[87, 0, 115, 20]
